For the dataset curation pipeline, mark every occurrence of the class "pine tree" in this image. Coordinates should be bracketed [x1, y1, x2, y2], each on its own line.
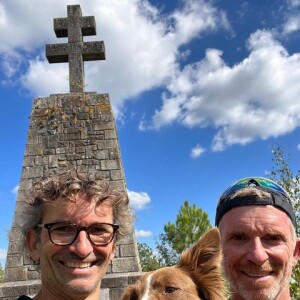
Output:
[137, 242, 161, 271]
[156, 200, 211, 266]
[0, 263, 4, 283]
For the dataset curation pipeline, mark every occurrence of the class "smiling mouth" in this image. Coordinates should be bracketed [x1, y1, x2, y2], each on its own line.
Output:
[242, 271, 273, 278]
[61, 261, 95, 268]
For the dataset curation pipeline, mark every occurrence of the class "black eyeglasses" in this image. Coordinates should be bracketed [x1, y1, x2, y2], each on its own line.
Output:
[35, 222, 119, 246]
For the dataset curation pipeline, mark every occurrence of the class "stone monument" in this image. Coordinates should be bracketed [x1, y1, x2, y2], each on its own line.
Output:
[0, 5, 141, 300]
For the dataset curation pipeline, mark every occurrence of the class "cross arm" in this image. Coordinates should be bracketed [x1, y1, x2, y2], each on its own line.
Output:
[46, 44, 69, 63]
[82, 41, 105, 61]
[54, 16, 97, 38]
[46, 41, 105, 63]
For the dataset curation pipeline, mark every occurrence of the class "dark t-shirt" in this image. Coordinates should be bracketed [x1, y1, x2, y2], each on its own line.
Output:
[17, 296, 32, 300]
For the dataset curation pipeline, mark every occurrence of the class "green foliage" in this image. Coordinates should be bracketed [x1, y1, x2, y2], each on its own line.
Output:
[156, 200, 211, 266]
[0, 263, 4, 283]
[269, 145, 300, 226]
[290, 265, 300, 300]
[268, 145, 300, 298]
[138, 242, 161, 272]
[137, 200, 211, 270]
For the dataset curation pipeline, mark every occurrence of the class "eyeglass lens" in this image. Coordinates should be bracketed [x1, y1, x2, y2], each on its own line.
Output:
[49, 223, 116, 245]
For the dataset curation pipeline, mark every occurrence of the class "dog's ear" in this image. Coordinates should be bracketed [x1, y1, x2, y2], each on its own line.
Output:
[178, 227, 221, 272]
[177, 227, 225, 300]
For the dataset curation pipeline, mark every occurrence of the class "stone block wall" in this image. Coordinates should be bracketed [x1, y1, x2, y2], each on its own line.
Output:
[0, 273, 142, 300]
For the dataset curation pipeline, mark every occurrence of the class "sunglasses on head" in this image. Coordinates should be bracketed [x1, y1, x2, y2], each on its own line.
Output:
[220, 177, 290, 200]
[215, 177, 297, 231]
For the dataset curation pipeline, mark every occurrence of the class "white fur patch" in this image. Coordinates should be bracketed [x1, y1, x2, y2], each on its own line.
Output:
[140, 272, 154, 300]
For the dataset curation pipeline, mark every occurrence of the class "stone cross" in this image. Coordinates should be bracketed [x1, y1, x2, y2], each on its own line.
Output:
[46, 5, 105, 93]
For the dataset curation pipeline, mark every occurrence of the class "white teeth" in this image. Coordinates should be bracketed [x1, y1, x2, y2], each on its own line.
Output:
[244, 272, 271, 277]
[64, 261, 93, 268]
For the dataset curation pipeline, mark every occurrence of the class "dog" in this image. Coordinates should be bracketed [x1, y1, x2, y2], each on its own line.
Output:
[121, 227, 226, 300]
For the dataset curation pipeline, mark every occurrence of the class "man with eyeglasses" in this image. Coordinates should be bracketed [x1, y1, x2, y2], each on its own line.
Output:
[17, 170, 134, 300]
[215, 177, 300, 300]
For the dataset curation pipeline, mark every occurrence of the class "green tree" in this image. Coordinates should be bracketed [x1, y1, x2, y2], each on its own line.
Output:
[138, 242, 161, 271]
[268, 145, 300, 299]
[0, 263, 4, 283]
[156, 200, 211, 266]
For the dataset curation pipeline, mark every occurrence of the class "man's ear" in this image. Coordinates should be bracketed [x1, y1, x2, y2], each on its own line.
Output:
[293, 238, 300, 267]
[26, 229, 40, 262]
[110, 241, 117, 260]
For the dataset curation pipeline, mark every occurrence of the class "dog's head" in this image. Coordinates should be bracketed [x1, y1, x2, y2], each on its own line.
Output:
[122, 227, 225, 300]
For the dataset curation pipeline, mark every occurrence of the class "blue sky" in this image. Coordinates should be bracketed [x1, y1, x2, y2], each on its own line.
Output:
[1, 0, 300, 267]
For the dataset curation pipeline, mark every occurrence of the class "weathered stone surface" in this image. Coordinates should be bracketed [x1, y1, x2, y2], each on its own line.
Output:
[109, 180, 126, 192]
[25, 144, 43, 156]
[7, 240, 23, 254]
[27, 270, 40, 280]
[94, 149, 109, 160]
[100, 159, 120, 170]
[0, 280, 40, 299]
[110, 169, 123, 180]
[101, 273, 142, 288]
[4, 267, 27, 282]
[5, 255, 23, 268]
[120, 244, 139, 257]
[112, 257, 141, 273]
[118, 232, 136, 245]
[0, 274, 143, 300]
[99, 288, 110, 300]
[105, 129, 116, 139]
[22, 167, 43, 179]
[8, 228, 22, 242]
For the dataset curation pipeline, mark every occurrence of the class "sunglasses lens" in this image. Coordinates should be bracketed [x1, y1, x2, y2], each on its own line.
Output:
[221, 177, 289, 200]
[221, 178, 250, 199]
[254, 178, 289, 198]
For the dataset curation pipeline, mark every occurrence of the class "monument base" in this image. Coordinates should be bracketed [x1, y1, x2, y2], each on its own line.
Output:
[0, 272, 143, 300]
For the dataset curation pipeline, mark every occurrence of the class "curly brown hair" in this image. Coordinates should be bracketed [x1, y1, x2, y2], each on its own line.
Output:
[21, 170, 134, 244]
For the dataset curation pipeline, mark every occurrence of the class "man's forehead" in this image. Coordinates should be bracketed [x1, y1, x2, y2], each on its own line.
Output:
[219, 205, 292, 233]
[221, 204, 289, 220]
[42, 194, 113, 218]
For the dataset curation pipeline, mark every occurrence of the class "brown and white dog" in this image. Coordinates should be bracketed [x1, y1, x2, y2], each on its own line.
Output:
[121, 228, 226, 300]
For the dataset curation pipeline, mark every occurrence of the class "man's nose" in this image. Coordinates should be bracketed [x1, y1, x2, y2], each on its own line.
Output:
[246, 238, 268, 265]
[69, 230, 93, 257]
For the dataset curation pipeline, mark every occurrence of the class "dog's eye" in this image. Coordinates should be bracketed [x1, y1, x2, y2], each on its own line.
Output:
[165, 286, 179, 294]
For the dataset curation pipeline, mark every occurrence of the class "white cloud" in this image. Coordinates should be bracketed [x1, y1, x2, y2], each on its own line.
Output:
[12, 185, 19, 195]
[145, 30, 300, 151]
[282, 0, 300, 34]
[135, 229, 152, 238]
[0, 0, 228, 116]
[283, 16, 300, 34]
[0, 249, 7, 260]
[297, 144, 300, 151]
[190, 144, 206, 158]
[127, 189, 151, 210]
[287, 0, 300, 7]
[21, 57, 69, 95]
